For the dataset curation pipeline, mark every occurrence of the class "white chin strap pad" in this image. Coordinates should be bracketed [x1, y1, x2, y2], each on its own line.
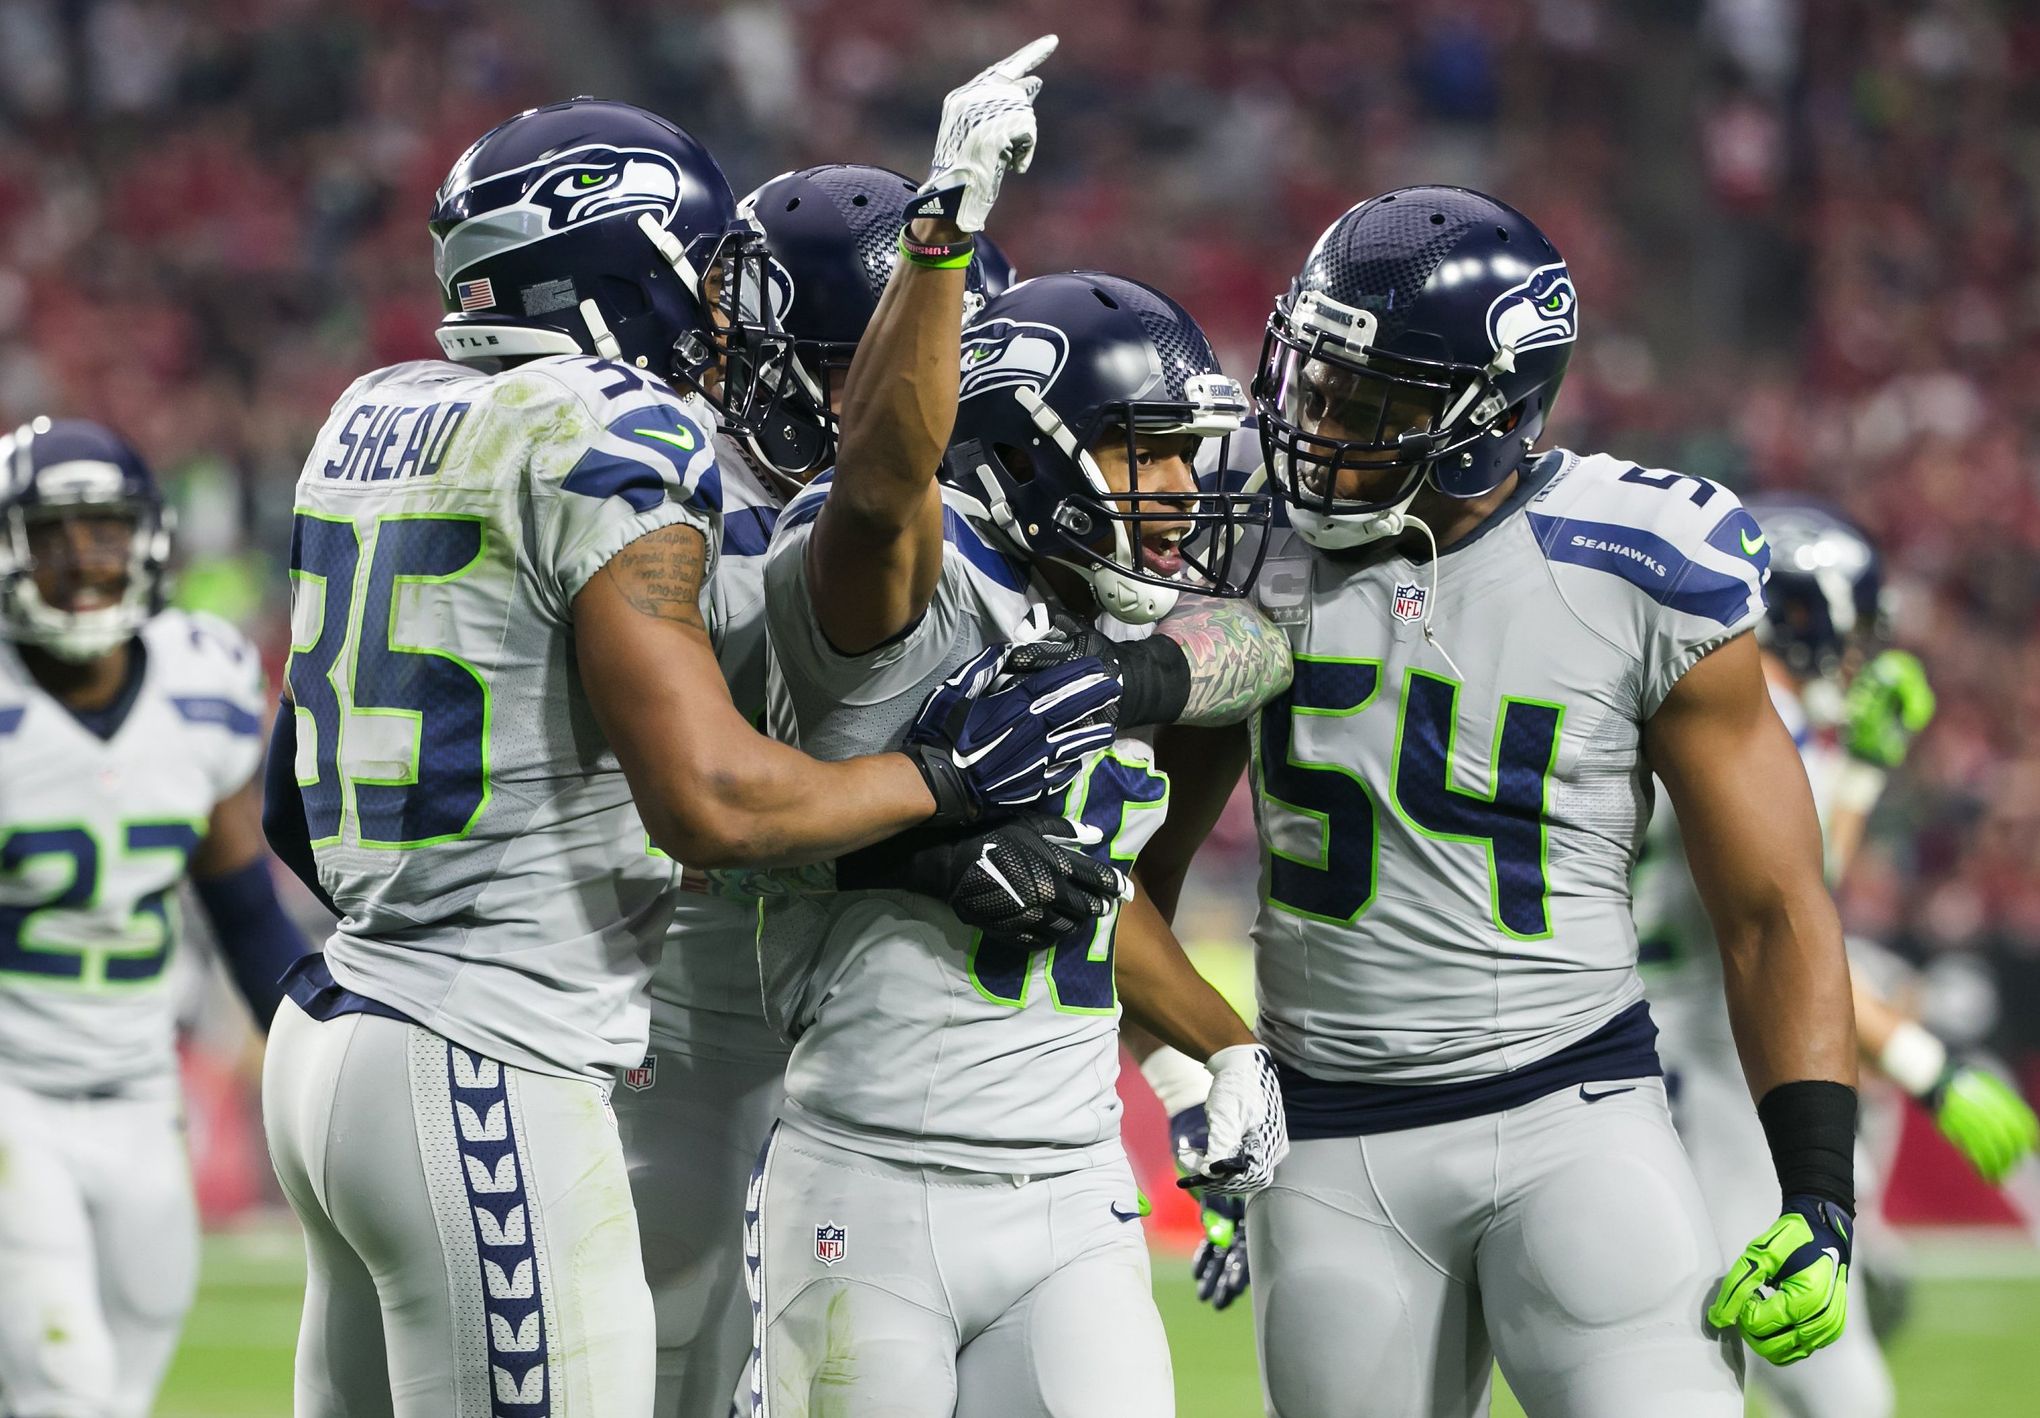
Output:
[1087, 563, 1176, 625]
[1288, 489, 1422, 551]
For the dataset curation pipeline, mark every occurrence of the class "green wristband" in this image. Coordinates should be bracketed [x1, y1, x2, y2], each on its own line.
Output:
[898, 230, 975, 269]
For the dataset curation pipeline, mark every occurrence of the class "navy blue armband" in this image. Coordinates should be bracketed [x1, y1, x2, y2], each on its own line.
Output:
[262, 702, 337, 916]
[194, 859, 311, 1030]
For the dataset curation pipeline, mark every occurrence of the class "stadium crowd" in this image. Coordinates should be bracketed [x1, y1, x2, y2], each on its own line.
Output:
[0, 0, 2036, 1059]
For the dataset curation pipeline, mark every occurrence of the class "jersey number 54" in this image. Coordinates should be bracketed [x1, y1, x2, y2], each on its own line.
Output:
[1257, 655, 1565, 941]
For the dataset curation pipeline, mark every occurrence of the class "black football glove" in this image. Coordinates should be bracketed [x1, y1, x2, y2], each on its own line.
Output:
[838, 813, 1129, 948]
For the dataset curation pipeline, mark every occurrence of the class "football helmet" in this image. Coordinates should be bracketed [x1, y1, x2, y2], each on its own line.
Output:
[945, 272, 1268, 625]
[737, 164, 989, 485]
[429, 98, 775, 427]
[0, 417, 170, 661]
[1746, 496, 1886, 679]
[975, 234, 1018, 296]
[1257, 186, 1575, 548]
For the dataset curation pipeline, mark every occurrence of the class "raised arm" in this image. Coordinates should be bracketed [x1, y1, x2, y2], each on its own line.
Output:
[810, 37, 1056, 653]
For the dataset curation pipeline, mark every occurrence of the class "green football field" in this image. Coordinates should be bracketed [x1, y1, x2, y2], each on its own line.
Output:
[161, 1226, 2040, 1416]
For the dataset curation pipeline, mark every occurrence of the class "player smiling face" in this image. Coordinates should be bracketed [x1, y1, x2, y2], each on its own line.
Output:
[1089, 429, 1199, 578]
[24, 510, 135, 618]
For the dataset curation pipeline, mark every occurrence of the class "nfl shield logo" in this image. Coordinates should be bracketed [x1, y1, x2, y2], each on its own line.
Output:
[622, 1054, 656, 1092]
[1391, 581, 1427, 623]
[814, 1222, 847, 1266]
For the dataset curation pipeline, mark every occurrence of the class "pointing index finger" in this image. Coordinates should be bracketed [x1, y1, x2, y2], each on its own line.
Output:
[988, 33, 1058, 82]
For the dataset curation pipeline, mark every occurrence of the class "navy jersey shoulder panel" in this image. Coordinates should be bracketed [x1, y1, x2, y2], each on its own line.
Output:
[1526, 511, 1754, 626]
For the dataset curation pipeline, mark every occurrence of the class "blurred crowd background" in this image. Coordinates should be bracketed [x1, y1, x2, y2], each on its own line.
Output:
[2, 0, 2036, 1125]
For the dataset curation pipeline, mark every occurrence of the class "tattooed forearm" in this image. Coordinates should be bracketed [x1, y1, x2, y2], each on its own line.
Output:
[606, 524, 708, 628]
[1158, 594, 1294, 727]
[706, 860, 837, 901]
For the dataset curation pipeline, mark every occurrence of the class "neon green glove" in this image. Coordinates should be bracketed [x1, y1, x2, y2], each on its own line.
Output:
[1841, 650, 1935, 768]
[1708, 1199, 1852, 1366]
[1932, 1067, 2040, 1185]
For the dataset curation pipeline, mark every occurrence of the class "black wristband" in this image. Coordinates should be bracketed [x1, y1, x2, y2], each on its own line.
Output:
[1115, 633, 1192, 727]
[836, 821, 958, 894]
[904, 744, 977, 827]
[1756, 1080, 1858, 1214]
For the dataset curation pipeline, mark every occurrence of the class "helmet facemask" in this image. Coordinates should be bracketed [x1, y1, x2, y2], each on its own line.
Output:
[966, 372, 1269, 625]
[735, 320, 854, 488]
[1, 496, 168, 663]
[1257, 289, 1529, 549]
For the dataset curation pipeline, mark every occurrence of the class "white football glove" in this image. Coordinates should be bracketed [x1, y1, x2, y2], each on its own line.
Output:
[914, 34, 1057, 234]
[1176, 1044, 1289, 1197]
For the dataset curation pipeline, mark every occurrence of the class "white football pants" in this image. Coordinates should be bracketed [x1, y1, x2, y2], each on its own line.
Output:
[1249, 1077, 1745, 1418]
[262, 999, 654, 1418]
[746, 1124, 1172, 1418]
[0, 1074, 196, 1418]
[613, 1009, 789, 1418]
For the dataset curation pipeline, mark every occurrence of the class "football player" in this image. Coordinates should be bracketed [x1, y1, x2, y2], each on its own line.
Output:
[258, 99, 1124, 1417]
[613, 161, 999, 1418]
[746, 39, 1295, 1418]
[0, 417, 307, 1418]
[1638, 498, 2038, 1417]
[1135, 187, 1861, 1416]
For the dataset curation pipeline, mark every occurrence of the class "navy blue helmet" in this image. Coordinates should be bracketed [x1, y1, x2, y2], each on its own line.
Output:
[1745, 497, 1886, 679]
[1257, 186, 1575, 548]
[0, 417, 170, 661]
[975, 234, 1018, 297]
[944, 272, 1269, 624]
[429, 98, 775, 427]
[737, 164, 989, 485]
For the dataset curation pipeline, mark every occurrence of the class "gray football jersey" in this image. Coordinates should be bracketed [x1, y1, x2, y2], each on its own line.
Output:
[1248, 449, 1768, 1084]
[759, 478, 1168, 1174]
[0, 611, 266, 1094]
[288, 354, 718, 1081]
[646, 438, 785, 1035]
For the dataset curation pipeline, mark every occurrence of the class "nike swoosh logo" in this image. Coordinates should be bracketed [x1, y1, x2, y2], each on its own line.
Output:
[1109, 1203, 1144, 1223]
[635, 426, 697, 453]
[1578, 1084, 1636, 1103]
[977, 848, 1029, 910]
[1740, 529, 1766, 555]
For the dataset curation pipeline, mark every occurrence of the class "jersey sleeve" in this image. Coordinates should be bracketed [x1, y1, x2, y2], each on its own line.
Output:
[1528, 457, 1769, 717]
[520, 359, 723, 621]
[158, 610, 271, 801]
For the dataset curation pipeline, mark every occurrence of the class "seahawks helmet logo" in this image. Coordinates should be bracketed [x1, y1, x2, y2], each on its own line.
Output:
[959, 319, 1068, 401]
[436, 144, 691, 291]
[761, 256, 796, 325]
[523, 145, 686, 230]
[1485, 262, 1577, 355]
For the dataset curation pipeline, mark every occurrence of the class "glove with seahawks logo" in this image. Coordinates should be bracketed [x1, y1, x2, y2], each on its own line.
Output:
[1170, 1102, 1252, 1309]
[1841, 649, 1936, 769]
[914, 36, 1057, 233]
[1930, 1066, 2040, 1185]
[838, 814, 1128, 949]
[1708, 1196, 1852, 1366]
[906, 639, 1120, 825]
[1176, 1044, 1289, 1198]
